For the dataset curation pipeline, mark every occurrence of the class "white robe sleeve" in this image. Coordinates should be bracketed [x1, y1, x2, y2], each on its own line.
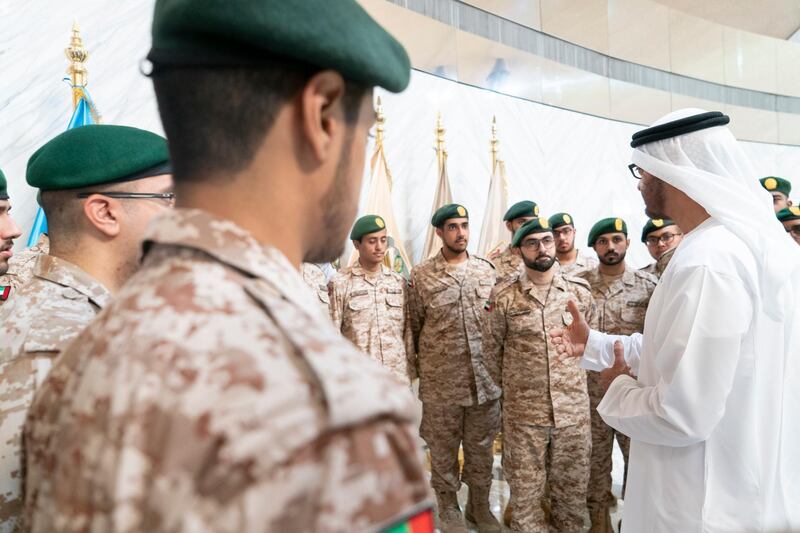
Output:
[580, 330, 644, 375]
[597, 266, 752, 447]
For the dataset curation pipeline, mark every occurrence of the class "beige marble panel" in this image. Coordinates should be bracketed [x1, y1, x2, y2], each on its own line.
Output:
[539, 57, 611, 118]
[462, 0, 542, 30]
[723, 27, 777, 94]
[455, 31, 544, 102]
[358, 0, 460, 80]
[609, 80, 671, 125]
[668, 9, 725, 84]
[725, 104, 779, 144]
[778, 112, 800, 146]
[776, 40, 800, 98]
[607, 0, 671, 71]
[670, 94, 724, 113]
[539, 0, 609, 53]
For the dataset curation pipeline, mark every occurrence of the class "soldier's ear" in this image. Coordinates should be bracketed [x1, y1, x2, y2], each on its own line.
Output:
[435, 227, 443, 238]
[82, 194, 122, 238]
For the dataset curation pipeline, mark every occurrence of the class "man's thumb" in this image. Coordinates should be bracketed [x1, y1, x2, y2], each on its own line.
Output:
[567, 299, 583, 325]
[613, 340, 625, 366]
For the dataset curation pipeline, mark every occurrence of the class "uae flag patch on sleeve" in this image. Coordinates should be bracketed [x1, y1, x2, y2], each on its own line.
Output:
[0, 286, 10, 301]
[380, 506, 434, 533]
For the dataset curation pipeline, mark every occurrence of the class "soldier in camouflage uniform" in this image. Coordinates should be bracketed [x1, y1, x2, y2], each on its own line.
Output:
[579, 218, 657, 533]
[489, 200, 539, 285]
[640, 218, 682, 279]
[0, 169, 23, 305]
[486, 217, 596, 533]
[549, 212, 598, 276]
[23, 2, 433, 531]
[301, 262, 331, 318]
[329, 215, 416, 384]
[0, 124, 173, 532]
[0, 234, 48, 307]
[409, 204, 501, 533]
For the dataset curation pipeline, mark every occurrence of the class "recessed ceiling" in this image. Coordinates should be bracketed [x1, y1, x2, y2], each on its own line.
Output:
[654, 0, 800, 40]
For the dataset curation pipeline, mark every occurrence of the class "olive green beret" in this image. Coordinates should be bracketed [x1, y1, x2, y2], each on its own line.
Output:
[503, 200, 539, 221]
[760, 176, 791, 197]
[641, 218, 676, 242]
[0, 169, 7, 200]
[27, 125, 170, 191]
[511, 217, 553, 247]
[431, 203, 469, 228]
[350, 214, 387, 240]
[777, 206, 800, 222]
[588, 217, 628, 247]
[148, 0, 411, 93]
[549, 212, 574, 229]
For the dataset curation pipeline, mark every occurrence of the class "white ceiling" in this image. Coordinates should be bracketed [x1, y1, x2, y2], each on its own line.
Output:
[654, 0, 800, 39]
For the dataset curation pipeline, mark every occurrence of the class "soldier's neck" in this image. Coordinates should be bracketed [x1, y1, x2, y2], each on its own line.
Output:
[556, 248, 578, 265]
[358, 257, 382, 273]
[441, 246, 468, 264]
[49, 245, 121, 294]
[599, 261, 626, 276]
[525, 266, 555, 286]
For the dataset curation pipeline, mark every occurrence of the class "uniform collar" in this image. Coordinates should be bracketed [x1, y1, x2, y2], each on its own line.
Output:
[351, 261, 390, 277]
[33, 254, 111, 308]
[518, 263, 568, 304]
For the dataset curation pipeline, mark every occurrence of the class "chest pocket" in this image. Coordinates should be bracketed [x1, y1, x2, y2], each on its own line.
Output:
[347, 289, 372, 311]
[385, 288, 404, 309]
[475, 281, 493, 300]
[621, 299, 648, 323]
[316, 284, 330, 305]
[507, 307, 538, 335]
[429, 285, 460, 309]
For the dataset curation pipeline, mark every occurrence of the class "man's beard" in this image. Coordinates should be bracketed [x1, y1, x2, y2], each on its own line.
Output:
[0, 239, 13, 275]
[643, 178, 669, 219]
[305, 130, 358, 263]
[599, 250, 626, 266]
[444, 238, 468, 255]
[523, 253, 556, 272]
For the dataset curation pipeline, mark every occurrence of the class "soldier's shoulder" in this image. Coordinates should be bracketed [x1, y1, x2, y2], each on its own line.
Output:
[410, 256, 436, 276]
[471, 255, 496, 271]
[492, 277, 519, 301]
[632, 269, 658, 286]
[563, 274, 593, 296]
[329, 268, 353, 285]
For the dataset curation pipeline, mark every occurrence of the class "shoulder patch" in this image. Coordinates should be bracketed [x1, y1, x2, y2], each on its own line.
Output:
[0, 286, 10, 301]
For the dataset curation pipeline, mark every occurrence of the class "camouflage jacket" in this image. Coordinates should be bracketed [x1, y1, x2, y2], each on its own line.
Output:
[408, 250, 500, 406]
[640, 247, 676, 279]
[328, 263, 416, 384]
[490, 246, 522, 285]
[0, 254, 109, 531]
[23, 209, 431, 533]
[558, 249, 598, 277]
[578, 266, 657, 337]
[0, 234, 49, 307]
[301, 262, 331, 319]
[486, 266, 597, 427]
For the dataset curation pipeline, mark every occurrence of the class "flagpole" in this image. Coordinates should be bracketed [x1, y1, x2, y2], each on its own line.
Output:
[435, 112, 447, 174]
[65, 21, 89, 110]
[490, 115, 499, 172]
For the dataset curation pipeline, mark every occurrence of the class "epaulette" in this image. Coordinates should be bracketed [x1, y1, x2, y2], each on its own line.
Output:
[473, 256, 496, 270]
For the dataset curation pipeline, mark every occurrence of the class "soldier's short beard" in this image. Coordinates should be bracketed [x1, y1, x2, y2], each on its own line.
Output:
[599, 251, 626, 266]
[523, 254, 556, 272]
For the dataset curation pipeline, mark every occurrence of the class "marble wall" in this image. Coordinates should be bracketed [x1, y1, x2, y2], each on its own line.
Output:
[1, 1, 798, 268]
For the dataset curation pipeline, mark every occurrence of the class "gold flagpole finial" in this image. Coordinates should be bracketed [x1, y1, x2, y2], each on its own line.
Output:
[490, 116, 499, 171]
[435, 112, 447, 166]
[375, 96, 385, 148]
[65, 21, 89, 109]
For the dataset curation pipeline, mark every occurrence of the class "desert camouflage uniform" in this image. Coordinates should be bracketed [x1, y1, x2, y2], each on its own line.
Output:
[558, 249, 598, 277]
[486, 266, 596, 532]
[23, 209, 432, 533]
[0, 254, 109, 532]
[640, 247, 676, 279]
[578, 266, 656, 532]
[0, 235, 49, 307]
[408, 251, 500, 497]
[301, 262, 330, 319]
[328, 263, 416, 384]
[489, 246, 521, 285]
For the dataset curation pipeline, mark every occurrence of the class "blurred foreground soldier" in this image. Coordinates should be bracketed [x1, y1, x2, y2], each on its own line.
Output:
[549, 212, 597, 276]
[552, 109, 800, 531]
[490, 200, 538, 284]
[0, 170, 22, 299]
[640, 218, 682, 278]
[329, 215, 416, 384]
[487, 218, 595, 533]
[777, 207, 800, 246]
[760, 176, 792, 212]
[23, 1, 433, 532]
[580, 217, 656, 533]
[301, 262, 330, 318]
[0, 125, 173, 532]
[409, 204, 501, 533]
[0, 233, 49, 307]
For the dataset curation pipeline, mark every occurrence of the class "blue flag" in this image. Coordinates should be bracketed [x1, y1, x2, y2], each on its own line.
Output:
[27, 88, 98, 246]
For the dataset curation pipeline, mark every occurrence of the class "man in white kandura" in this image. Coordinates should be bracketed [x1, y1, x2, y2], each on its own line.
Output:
[551, 108, 800, 532]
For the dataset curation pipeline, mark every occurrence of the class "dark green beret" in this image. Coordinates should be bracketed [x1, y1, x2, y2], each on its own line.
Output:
[0, 169, 7, 200]
[350, 214, 387, 240]
[511, 217, 553, 247]
[503, 200, 539, 221]
[760, 176, 791, 197]
[431, 203, 469, 228]
[27, 125, 170, 191]
[588, 217, 628, 247]
[549, 212, 574, 229]
[777, 206, 800, 222]
[148, 0, 411, 93]
[641, 218, 676, 242]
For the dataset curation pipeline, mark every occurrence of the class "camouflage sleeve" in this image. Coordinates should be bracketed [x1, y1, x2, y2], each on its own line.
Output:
[327, 278, 344, 332]
[484, 288, 507, 389]
[402, 283, 418, 381]
[407, 271, 424, 355]
[585, 291, 600, 331]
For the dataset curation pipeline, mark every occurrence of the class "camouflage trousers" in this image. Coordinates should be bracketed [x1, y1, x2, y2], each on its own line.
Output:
[419, 400, 500, 493]
[503, 419, 591, 533]
[587, 371, 630, 533]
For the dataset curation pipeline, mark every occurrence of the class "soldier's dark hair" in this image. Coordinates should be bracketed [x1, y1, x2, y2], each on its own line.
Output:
[152, 58, 369, 183]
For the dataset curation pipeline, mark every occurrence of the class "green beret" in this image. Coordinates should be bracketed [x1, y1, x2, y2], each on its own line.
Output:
[148, 0, 411, 93]
[350, 214, 387, 240]
[549, 212, 574, 229]
[777, 206, 800, 222]
[511, 217, 553, 247]
[760, 176, 791, 197]
[27, 125, 170, 191]
[641, 218, 676, 242]
[431, 203, 469, 228]
[588, 217, 628, 247]
[0, 169, 7, 200]
[503, 200, 539, 221]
